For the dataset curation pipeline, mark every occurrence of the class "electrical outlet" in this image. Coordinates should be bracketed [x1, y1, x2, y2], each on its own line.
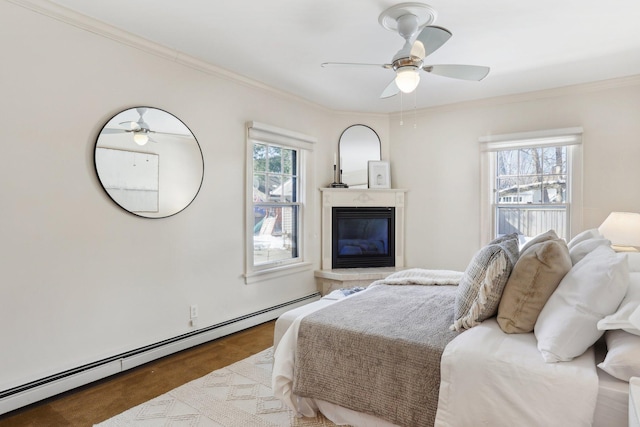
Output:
[190, 304, 198, 319]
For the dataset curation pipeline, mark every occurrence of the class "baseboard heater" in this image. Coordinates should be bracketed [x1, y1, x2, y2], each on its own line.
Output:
[0, 293, 320, 416]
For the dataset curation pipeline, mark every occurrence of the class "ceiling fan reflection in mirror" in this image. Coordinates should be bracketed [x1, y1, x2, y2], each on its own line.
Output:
[322, 2, 490, 98]
[101, 107, 190, 145]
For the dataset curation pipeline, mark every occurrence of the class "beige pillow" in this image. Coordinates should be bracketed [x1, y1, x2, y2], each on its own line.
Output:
[452, 234, 519, 331]
[497, 237, 572, 333]
[520, 229, 558, 255]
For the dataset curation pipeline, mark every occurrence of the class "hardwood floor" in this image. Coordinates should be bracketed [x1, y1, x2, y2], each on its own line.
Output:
[0, 320, 275, 426]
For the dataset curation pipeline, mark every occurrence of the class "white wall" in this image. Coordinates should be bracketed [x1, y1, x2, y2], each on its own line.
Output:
[0, 1, 388, 393]
[392, 78, 640, 271]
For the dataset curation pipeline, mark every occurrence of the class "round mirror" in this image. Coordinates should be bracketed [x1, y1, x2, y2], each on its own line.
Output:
[339, 125, 381, 188]
[94, 107, 204, 218]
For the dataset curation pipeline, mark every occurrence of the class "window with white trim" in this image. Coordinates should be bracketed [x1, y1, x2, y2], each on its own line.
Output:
[245, 122, 314, 283]
[480, 128, 583, 245]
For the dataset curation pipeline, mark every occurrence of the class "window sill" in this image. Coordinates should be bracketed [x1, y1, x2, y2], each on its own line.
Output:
[244, 261, 313, 285]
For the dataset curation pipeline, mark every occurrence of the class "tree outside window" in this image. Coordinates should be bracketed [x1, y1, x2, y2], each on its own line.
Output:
[495, 145, 568, 241]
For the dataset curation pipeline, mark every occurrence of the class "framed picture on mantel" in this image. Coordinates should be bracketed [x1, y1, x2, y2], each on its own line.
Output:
[368, 160, 390, 189]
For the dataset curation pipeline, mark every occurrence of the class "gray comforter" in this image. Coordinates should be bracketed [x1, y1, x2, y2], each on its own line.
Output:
[292, 283, 460, 427]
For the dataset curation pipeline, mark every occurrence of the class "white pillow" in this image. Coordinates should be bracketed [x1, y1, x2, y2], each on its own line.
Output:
[534, 245, 629, 362]
[598, 271, 640, 335]
[568, 237, 611, 265]
[597, 330, 640, 382]
[627, 252, 640, 272]
[567, 228, 601, 250]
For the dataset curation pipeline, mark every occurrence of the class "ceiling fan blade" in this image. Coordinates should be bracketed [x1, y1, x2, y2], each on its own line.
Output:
[119, 120, 141, 131]
[150, 130, 193, 138]
[101, 128, 128, 134]
[423, 64, 490, 81]
[380, 79, 400, 98]
[411, 26, 452, 59]
[322, 62, 391, 69]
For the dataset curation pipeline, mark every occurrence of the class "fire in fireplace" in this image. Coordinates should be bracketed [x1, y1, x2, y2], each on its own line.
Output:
[332, 206, 395, 268]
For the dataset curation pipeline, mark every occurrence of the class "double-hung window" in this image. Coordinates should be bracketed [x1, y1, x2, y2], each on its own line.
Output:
[480, 127, 583, 245]
[245, 122, 315, 283]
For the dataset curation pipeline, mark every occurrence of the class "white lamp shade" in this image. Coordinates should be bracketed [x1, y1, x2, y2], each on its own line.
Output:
[598, 212, 640, 248]
[395, 66, 420, 93]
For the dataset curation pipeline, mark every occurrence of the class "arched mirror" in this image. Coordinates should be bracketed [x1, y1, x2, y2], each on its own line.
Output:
[339, 124, 381, 188]
[94, 107, 204, 218]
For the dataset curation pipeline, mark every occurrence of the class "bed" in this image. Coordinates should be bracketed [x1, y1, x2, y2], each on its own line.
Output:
[273, 229, 640, 426]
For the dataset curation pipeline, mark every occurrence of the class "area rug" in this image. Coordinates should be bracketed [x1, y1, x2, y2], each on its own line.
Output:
[95, 347, 342, 426]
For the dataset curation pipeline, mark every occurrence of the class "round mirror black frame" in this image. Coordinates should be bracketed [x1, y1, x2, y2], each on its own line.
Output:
[94, 106, 204, 218]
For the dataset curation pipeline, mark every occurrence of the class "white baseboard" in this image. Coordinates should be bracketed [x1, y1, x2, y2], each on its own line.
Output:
[0, 294, 320, 416]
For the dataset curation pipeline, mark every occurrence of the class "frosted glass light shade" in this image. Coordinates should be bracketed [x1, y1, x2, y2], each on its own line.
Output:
[133, 132, 149, 146]
[598, 211, 640, 250]
[395, 66, 420, 93]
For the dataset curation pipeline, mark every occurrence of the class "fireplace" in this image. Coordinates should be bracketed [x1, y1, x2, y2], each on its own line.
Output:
[332, 207, 395, 268]
[320, 188, 406, 270]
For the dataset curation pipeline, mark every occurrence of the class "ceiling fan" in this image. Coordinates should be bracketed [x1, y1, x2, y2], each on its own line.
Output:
[102, 107, 191, 146]
[101, 107, 157, 145]
[322, 2, 490, 98]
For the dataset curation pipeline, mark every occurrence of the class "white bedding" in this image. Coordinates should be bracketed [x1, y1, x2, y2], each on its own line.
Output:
[435, 318, 598, 427]
[273, 295, 615, 427]
[594, 368, 628, 426]
[593, 342, 629, 426]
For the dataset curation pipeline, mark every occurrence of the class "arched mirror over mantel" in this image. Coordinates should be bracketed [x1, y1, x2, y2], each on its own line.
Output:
[339, 124, 381, 188]
[94, 107, 204, 218]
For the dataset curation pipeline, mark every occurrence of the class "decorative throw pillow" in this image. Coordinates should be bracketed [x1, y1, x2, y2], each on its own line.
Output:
[598, 271, 640, 336]
[534, 245, 630, 363]
[597, 330, 640, 382]
[452, 234, 519, 331]
[519, 229, 558, 255]
[497, 237, 572, 334]
[569, 237, 611, 265]
[566, 228, 601, 250]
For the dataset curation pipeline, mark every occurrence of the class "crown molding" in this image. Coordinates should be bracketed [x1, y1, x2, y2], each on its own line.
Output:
[8, 0, 179, 59]
[393, 74, 640, 117]
[481, 74, 640, 108]
[10, 0, 640, 118]
[7, 0, 332, 112]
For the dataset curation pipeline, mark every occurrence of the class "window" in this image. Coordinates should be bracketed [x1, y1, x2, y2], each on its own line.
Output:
[245, 122, 315, 283]
[252, 143, 298, 264]
[480, 128, 583, 245]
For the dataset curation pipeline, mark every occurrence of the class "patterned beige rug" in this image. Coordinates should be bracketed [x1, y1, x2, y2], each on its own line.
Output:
[95, 347, 342, 426]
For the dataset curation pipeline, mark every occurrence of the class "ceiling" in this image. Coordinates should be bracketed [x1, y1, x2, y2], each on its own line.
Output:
[45, 0, 640, 113]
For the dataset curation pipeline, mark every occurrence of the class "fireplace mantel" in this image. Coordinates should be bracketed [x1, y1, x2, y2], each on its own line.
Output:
[319, 188, 407, 270]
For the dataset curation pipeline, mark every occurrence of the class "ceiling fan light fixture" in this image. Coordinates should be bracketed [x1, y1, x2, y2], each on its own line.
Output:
[324, 4, 489, 99]
[133, 132, 149, 146]
[395, 66, 420, 93]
